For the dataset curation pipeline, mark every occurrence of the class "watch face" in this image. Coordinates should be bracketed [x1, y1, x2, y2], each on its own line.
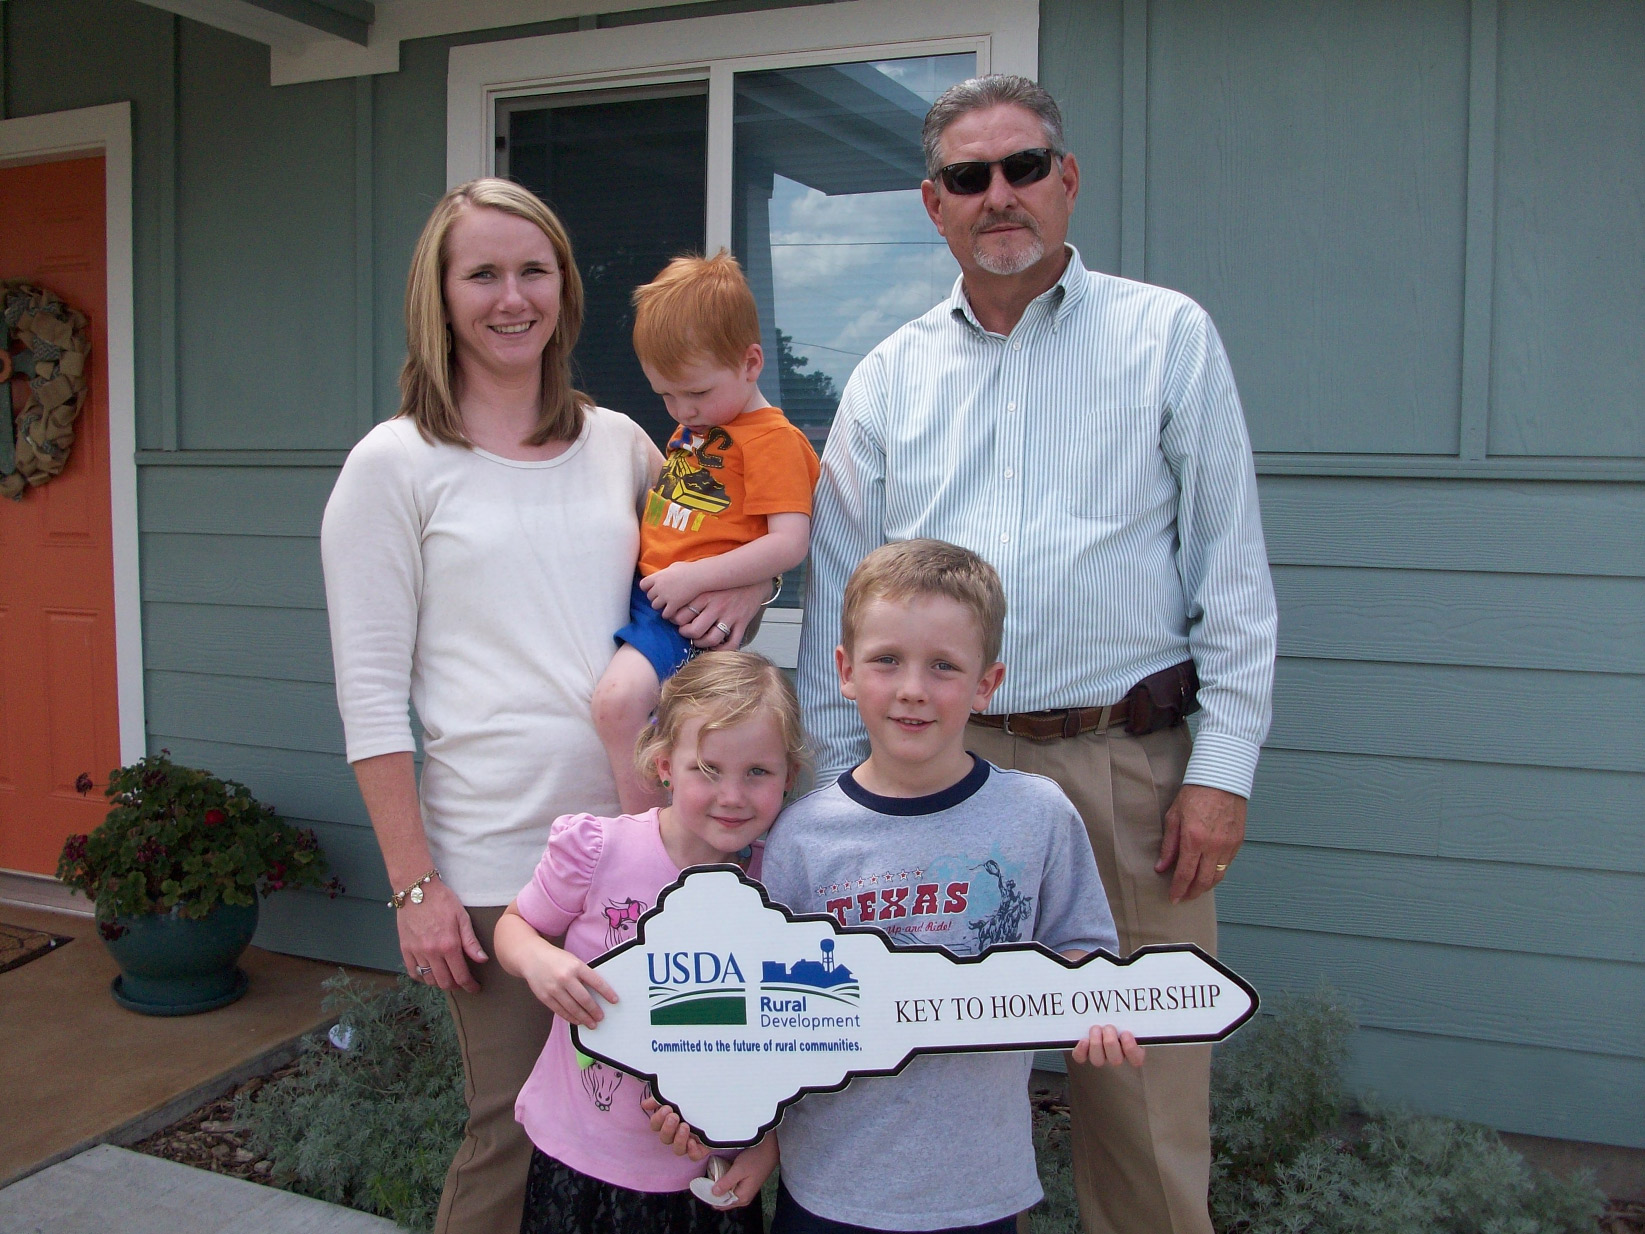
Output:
[410, 885, 425, 905]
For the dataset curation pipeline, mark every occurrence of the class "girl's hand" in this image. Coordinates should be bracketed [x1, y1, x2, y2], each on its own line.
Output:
[1071, 1023, 1146, 1068]
[640, 562, 711, 618]
[519, 940, 619, 1027]
[398, 878, 487, 993]
[712, 1136, 779, 1208]
[640, 1094, 710, 1161]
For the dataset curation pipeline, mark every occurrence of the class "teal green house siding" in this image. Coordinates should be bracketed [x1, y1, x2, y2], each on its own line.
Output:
[4, 0, 1640, 1147]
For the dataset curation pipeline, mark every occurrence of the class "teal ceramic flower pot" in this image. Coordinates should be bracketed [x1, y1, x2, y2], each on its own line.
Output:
[103, 901, 258, 1015]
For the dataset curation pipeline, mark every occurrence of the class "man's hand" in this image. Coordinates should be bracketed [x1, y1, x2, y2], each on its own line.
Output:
[1156, 783, 1246, 904]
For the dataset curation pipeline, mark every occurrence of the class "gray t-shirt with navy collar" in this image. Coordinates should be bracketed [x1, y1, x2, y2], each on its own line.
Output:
[759, 756, 1115, 1232]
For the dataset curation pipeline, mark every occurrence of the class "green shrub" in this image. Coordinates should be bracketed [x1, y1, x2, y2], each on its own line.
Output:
[238, 974, 465, 1231]
[1209, 988, 1605, 1234]
[242, 978, 1605, 1234]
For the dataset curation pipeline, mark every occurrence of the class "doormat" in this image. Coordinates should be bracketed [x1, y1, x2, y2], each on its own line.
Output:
[0, 921, 71, 974]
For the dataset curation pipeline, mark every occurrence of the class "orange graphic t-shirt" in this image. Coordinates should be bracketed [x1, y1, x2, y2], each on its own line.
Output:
[638, 405, 821, 577]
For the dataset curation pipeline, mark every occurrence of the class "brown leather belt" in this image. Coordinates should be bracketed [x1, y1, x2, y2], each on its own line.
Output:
[969, 660, 1200, 741]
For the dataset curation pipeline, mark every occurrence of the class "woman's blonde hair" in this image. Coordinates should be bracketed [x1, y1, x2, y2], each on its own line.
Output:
[634, 651, 809, 790]
[398, 178, 591, 447]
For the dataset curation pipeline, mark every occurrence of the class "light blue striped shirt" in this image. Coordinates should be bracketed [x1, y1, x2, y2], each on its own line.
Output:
[799, 248, 1277, 797]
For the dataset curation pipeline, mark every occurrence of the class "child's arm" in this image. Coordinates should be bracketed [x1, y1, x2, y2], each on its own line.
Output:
[640, 513, 810, 616]
[493, 901, 619, 1028]
[715, 1133, 779, 1208]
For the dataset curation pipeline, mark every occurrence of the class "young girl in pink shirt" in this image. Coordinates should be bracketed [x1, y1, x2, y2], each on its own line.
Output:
[494, 651, 800, 1233]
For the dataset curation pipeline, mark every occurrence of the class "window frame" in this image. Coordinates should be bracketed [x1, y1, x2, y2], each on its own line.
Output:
[445, 0, 1038, 657]
[447, 0, 1038, 252]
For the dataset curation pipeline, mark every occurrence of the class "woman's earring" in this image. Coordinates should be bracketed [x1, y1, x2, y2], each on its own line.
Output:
[661, 778, 670, 788]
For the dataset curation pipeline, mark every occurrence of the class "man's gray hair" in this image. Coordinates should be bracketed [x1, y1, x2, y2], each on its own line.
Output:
[921, 74, 1067, 179]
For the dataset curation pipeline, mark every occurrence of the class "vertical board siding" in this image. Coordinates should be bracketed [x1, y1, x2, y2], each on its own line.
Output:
[175, 23, 359, 450]
[1142, 0, 1471, 455]
[1037, 0, 1123, 274]
[1489, 0, 1645, 458]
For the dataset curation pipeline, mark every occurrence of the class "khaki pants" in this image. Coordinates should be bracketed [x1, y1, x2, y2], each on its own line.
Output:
[435, 905, 556, 1234]
[968, 721, 1215, 1234]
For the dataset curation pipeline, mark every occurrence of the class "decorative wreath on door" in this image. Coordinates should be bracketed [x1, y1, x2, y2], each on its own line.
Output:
[1, 280, 93, 501]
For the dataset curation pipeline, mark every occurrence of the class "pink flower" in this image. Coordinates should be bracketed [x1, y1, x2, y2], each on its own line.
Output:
[204, 808, 226, 826]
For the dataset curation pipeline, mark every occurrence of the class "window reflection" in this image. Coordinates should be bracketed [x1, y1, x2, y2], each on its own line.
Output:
[733, 53, 975, 454]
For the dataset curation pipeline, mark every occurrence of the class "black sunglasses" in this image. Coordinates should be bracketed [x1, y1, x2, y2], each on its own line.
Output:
[936, 147, 1058, 196]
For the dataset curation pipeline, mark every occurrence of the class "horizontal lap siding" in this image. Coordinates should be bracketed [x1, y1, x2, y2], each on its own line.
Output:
[137, 466, 397, 967]
[1238, 476, 1645, 1145]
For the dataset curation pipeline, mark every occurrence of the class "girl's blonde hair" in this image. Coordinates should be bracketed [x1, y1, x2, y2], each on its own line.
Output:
[398, 178, 591, 447]
[634, 651, 809, 789]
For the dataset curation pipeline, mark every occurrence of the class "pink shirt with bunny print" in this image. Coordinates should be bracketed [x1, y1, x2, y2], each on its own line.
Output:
[513, 809, 757, 1191]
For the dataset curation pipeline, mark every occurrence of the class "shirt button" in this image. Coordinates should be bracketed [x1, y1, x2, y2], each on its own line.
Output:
[1004, 468, 1015, 478]
[1000, 533, 1009, 543]
[1012, 341, 1022, 351]
[1007, 402, 1017, 413]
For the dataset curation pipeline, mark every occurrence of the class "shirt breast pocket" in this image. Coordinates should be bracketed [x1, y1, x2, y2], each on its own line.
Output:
[1046, 404, 1165, 520]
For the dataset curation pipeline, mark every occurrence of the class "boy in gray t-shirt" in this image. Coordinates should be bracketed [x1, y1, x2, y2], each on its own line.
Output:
[655, 541, 1144, 1233]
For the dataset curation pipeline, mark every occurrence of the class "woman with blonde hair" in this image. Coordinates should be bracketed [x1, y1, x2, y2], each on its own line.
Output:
[321, 179, 766, 1233]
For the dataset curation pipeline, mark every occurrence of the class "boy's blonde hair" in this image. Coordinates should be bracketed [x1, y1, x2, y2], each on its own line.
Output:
[631, 251, 761, 378]
[840, 540, 1006, 665]
[634, 651, 809, 788]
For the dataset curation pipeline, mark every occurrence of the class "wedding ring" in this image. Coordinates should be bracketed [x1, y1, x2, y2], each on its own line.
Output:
[416, 965, 433, 975]
[715, 621, 732, 638]
[683, 604, 700, 616]
[1214, 864, 1229, 871]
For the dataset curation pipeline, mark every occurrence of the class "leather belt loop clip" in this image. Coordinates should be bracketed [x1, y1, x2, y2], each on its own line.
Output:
[972, 659, 1200, 742]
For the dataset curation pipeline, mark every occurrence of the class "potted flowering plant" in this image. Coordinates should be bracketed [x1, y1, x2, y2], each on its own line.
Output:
[57, 751, 342, 1015]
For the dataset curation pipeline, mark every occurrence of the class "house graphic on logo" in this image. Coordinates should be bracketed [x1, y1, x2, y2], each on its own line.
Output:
[761, 939, 861, 1004]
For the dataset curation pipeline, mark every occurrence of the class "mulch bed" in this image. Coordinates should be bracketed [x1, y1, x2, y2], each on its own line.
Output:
[131, 1060, 299, 1185]
[132, 1065, 1644, 1234]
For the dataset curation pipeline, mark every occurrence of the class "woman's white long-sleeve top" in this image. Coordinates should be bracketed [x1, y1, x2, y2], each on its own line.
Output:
[321, 409, 654, 905]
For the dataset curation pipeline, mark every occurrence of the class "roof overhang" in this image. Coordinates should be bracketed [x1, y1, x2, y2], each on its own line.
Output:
[132, 0, 707, 86]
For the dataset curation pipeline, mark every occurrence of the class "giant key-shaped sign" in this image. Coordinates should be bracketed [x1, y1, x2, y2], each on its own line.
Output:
[574, 868, 1257, 1146]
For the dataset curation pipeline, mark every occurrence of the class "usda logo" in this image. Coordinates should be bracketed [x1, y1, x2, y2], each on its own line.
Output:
[648, 951, 748, 1025]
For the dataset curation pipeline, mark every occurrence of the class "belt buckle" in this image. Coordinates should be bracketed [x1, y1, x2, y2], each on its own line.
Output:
[1001, 712, 1020, 738]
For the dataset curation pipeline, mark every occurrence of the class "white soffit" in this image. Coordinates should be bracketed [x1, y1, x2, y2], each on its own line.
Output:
[134, 0, 716, 85]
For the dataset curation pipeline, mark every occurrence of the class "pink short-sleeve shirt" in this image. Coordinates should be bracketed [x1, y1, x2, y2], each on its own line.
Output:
[513, 809, 731, 1191]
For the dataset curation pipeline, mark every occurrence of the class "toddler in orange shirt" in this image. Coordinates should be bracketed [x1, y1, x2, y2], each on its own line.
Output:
[592, 253, 819, 812]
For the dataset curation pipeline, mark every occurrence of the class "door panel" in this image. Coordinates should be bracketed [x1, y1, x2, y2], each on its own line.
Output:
[0, 155, 119, 875]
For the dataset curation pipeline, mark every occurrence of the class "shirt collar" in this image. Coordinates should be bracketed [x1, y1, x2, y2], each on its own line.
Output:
[948, 244, 1089, 335]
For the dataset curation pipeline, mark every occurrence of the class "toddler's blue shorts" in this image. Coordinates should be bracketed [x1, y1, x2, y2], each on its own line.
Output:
[614, 575, 692, 682]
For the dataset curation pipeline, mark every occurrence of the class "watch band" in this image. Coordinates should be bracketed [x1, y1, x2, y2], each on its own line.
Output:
[760, 575, 784, 607]
[389, 868, 440, 910]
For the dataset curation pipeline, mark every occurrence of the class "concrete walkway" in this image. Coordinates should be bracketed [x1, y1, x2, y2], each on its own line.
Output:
[0, 1145, 400, 1233]
[0, 902, 390, 1187]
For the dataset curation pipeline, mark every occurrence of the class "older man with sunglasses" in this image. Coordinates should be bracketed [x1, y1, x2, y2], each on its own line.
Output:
[798, 75, 1276, 1234]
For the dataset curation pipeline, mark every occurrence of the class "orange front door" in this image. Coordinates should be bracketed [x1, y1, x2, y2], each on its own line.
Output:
[0, 155, 120, 875]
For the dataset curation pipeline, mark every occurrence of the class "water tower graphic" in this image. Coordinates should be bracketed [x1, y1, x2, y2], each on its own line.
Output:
[761, 938, 859, 1001]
